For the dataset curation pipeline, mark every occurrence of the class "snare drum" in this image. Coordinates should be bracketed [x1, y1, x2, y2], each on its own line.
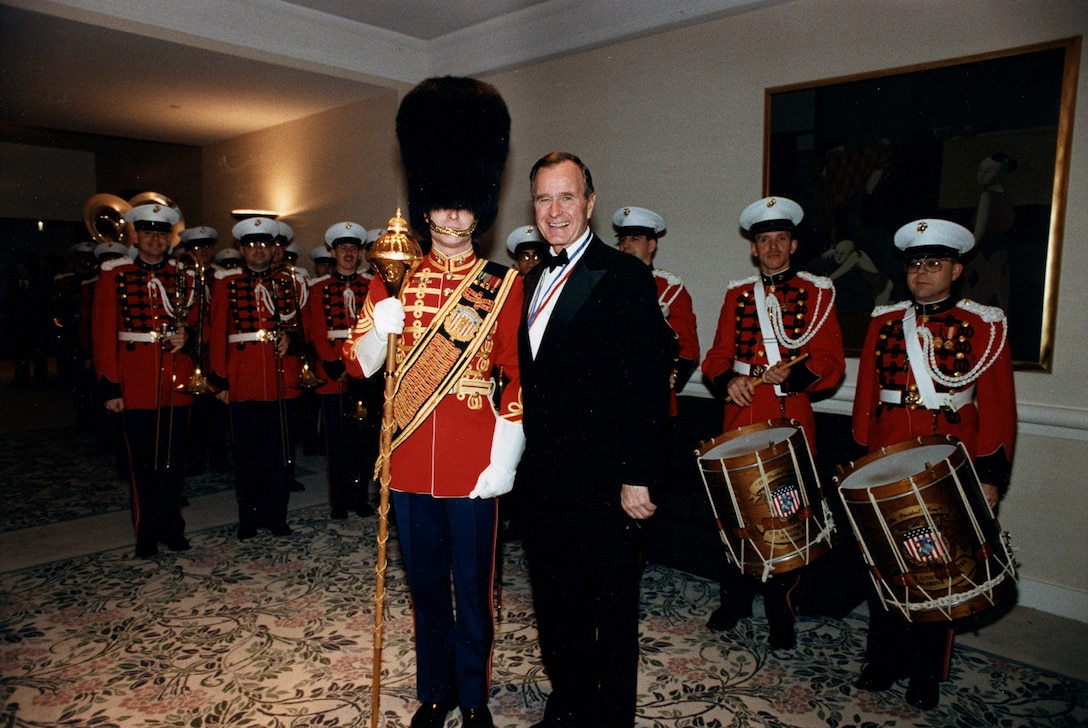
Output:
[835, 435, 1016, 623]
[696, 419, 834, 581]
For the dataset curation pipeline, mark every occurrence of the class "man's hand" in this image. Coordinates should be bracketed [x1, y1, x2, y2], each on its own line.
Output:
[761, 361, 791, 386]
[725, 376, 757, 407]
[621, 484, 656, 520]
[980, 482, 1000, 510]
[104, 397, 124, 413]
[165, 328, 188, 354]
[215, 390, 230, 404]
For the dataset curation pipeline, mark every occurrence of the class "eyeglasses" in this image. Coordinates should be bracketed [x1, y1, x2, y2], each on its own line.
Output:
[904, 258, 950, 273]
[241, 240, 273, 249]
[517, 250, 542, 261]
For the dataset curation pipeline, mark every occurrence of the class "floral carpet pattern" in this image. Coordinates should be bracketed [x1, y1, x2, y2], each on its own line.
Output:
[0, 427, 314, 533]
[2, 505, 1086, 728]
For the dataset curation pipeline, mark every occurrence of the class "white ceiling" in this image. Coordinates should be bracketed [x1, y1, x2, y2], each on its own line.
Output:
[0, 0, 781, 146]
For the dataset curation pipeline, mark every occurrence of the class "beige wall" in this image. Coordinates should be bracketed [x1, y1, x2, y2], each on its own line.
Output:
[200, 0, 1088, 619]
[201, 90, 404, 262]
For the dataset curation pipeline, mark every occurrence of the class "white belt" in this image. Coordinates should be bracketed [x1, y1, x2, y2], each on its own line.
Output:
[228, 330, 277, 343]
[327, 329, 351, 340]
[733, 360, 768, 378]
[118, 331, 165, 343]
[449, 378, 496, 397]
[879, 387, 974, 411]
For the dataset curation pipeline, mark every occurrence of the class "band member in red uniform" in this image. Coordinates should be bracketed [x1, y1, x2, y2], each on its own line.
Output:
[208, 217, 305, 539]
[701, 196, 845, 648]
[613, 205, 699, 414]
[176, 226, 230, 476]
[305, 221, 378, 519]
[343, 77, 521, 728]
[93, 202, 197, 557]
[852, 218, 1016, 710]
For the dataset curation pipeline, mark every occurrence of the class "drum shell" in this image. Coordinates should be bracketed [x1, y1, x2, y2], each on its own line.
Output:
[836, 436, 1016, 622]
[697, 419, 832, 578]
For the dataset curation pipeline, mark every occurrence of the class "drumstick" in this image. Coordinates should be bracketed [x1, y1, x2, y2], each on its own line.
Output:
[724, 352, 810, 403]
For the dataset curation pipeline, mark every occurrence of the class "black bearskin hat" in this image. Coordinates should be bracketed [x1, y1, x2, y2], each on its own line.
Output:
[396, 76, 510, 241]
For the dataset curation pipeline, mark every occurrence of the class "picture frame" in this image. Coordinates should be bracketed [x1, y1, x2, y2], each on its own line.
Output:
[764, 37, 1081, 371]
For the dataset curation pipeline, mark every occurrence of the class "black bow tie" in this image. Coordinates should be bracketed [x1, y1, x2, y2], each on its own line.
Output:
[546, 249, 570, 270]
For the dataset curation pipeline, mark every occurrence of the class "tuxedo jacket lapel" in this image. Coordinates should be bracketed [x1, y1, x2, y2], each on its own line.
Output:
[534, 237, 607, 359]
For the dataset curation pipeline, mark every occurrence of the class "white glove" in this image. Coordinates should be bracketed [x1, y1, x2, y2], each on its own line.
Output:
[372, 298, 405, 337]
[469, 417, 525, 499]
[352, 298, 405, 377]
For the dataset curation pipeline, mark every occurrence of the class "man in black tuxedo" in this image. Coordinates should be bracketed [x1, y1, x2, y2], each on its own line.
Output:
[518, 152, 674, 728]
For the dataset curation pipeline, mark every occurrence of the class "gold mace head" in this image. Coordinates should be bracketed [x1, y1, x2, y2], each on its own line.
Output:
[367, 208, 423, 296]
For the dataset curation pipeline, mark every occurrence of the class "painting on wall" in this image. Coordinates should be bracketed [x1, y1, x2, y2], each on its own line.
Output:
[765, 36, 1080, 370]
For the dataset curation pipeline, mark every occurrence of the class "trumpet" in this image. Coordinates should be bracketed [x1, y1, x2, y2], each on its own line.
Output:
[176, 252, 210, 395]
[272, 262, 326, 389]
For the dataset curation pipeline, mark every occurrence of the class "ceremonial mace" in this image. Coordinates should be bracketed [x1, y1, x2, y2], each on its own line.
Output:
[366, 209, 423, 728]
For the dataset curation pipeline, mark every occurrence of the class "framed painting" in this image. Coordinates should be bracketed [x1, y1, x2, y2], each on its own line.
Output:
[764, 37, 1080, 370]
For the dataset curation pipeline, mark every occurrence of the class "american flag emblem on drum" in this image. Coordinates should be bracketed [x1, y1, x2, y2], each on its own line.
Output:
[770, 483, 801, 520]
[902, 526, 947, 564]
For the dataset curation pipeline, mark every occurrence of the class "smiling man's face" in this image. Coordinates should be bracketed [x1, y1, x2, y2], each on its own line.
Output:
[532, 160, 596, 251]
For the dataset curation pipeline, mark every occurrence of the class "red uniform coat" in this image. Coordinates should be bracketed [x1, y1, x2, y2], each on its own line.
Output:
[305, 271, 372, 395]
[92, 256, 198, 409]
[702, 269, 845, 451]
[655, 269, 699, 416]
[342, 251, 523, 497]
[208, 266, 303, 402]
[852, 297, 1016, 487]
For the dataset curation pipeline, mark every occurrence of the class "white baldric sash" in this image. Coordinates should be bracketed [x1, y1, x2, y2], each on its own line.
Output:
[901, 308, 943, 410]
[753, 277, 785, 396]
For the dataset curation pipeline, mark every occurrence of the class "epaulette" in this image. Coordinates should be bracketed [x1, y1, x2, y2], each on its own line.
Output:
[957, 299, 1008, 324]
[309, 274, 331, 287]
[654, 269, 684, 287]
[101, 257, 131, 272]
[215, 267, 244, 280]
[871, 300, 911, 318]
[796, 270, 834, 289]
[726, 275, 759, 291]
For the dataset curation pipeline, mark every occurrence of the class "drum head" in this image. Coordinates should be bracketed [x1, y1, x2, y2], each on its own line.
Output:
[839, 443, 958, 491]
[702, 426, 797, 461]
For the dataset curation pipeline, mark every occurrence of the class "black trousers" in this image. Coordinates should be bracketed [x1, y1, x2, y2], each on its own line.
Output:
[229, 399, 296, 527]
[319, 392, 378, 509]
[865, 583, 954, 681]
[121, 406, 189, 546]
[522, 506, 643, 728]
[718, 566, 802, 626]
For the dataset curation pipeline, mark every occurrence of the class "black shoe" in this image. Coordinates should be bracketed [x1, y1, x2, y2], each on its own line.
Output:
[135, 541, 159, 558]
[409, 700, 455, 728]
[266, 522, 292, 537]
[767, 622, 796, 650]
[461, 706, 494, 728]
[855, 664, 902, 692]
[706, 606, 749, 632]
[237, 524, 258, 541]
[905, 676, 940, 710]
[288, 479, 305, 492]
[330, 507, 349, 520]
[164, 537, 191, 552]
[353, 502, 376, 517]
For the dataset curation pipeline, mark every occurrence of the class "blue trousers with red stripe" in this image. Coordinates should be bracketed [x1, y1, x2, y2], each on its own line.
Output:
[393, 491, 498, 709]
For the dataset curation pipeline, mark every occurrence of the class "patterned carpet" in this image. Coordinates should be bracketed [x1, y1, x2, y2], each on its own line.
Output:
[2, 504, 1086, 728]
[0, 426, 314, 534]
